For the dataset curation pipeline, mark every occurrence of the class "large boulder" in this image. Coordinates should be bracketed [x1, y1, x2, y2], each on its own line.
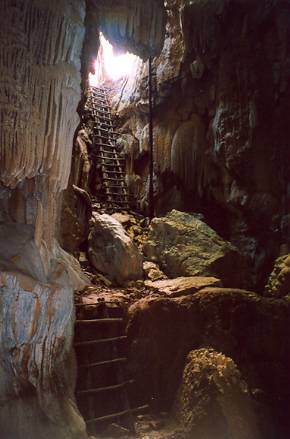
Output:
[143, 210, 248, 288]
[88, 213, 143, 285]
[174, 348, 261, 439]
[265, 254, 290, 297]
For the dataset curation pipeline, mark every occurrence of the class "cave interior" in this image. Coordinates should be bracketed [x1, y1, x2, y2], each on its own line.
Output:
[0, 1, 290, 439]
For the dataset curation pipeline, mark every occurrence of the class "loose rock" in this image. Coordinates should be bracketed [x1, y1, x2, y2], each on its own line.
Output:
[143, 261, 168, 281]
[88, 213, 143, 285]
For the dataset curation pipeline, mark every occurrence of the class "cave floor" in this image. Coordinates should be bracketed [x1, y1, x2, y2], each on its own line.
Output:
[75, 282, 187, 439]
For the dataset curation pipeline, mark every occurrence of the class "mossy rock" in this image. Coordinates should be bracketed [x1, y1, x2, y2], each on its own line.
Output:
[265, 254, 290, 298]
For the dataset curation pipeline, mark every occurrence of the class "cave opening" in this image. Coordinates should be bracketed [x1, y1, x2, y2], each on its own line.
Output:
[89, 33, 139, 87]
[70, 29, 153, 221]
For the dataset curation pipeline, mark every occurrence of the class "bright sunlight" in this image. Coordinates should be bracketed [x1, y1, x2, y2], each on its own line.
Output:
[89, 33, 136, 85]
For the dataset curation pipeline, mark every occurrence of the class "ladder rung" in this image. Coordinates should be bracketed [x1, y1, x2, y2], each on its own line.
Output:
[76, 380, 134, 396]
[76, 318, 123, 324]
[91, 90, 107, 97]
[105, 186, 127, 192]
[99, 149, 118, 155]
[94, 127, 118, 135]
[91, 103, 110, 110]
[92, 112, 112, 121]
[94, 155, 124, 161]
[98, 121, 113, 127]
[94, 142, 115, 148]
[90, 99, 110, 106]
[94, 155, 125, 161]
[94, 133, 117, 139]
[94, 142, 117, 152]
[103, 170, 125, 175]
[106, 191, 127, 196]
[103, 177, 126, 182]
[96, 114, 112, 120]
[75, 336, 127, 347]
[79, 357, 127, 369]
[103, 182, 125, 189]
[97, 145, 116, 150]
[85, 405, 149, 424]
[93, 151, 116, 157]
[91, 113, 112, 121]
[91, 96, 107, 102]
[91, 89, 106, 95]
[99, 163, 124, 168]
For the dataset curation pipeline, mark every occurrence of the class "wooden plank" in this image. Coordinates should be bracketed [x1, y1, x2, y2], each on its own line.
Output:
[76, 318, 123, 324]
[75, 336, 127, 347]
[85, 405, 149, 424]
[102, 177, 126, 181]
[93, 156, 124, 161]
[79, 357, 127, 369]
[76, 380, 134, 396]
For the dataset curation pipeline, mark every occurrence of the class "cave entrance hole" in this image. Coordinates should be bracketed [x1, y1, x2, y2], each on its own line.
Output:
[89, 33, 140, 88]
[79, 32, 155, 214]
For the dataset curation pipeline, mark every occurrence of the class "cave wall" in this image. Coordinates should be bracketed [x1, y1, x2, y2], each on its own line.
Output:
[95, 0, 166, 59]
[0, 1, 166, 437]
[0, 1, 88, 438]
[116, 0, 290, 289]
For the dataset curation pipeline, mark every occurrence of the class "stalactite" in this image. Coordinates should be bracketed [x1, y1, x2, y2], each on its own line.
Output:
[0, 0, 85, 191]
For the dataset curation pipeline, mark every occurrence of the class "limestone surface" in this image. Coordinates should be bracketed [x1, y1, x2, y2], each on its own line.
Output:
[145, 276, 221, 297]
[114, 0, 290, 288]
[88, 213, 143, 285]
[143, 210, 248, 288]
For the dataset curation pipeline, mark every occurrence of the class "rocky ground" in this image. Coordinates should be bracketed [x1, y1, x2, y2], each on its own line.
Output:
[87, 412, 186, 439]
[74, 206, 290, 439]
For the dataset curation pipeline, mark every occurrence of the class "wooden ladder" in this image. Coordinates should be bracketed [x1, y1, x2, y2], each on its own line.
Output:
[87, 86, 129, 210]
[74, 301, 147, 436]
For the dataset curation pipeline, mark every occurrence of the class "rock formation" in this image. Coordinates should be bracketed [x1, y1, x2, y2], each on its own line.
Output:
[175, 348, 261, 439]
[114, 0, 290, 289]
[127, 287, 290, 437]
[0, 1, 88, 437]
[0, 1, 166, 437]
[143, 210, 249, 288]
[265, 253, 290, 297]
[88, 212, 143, 285]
